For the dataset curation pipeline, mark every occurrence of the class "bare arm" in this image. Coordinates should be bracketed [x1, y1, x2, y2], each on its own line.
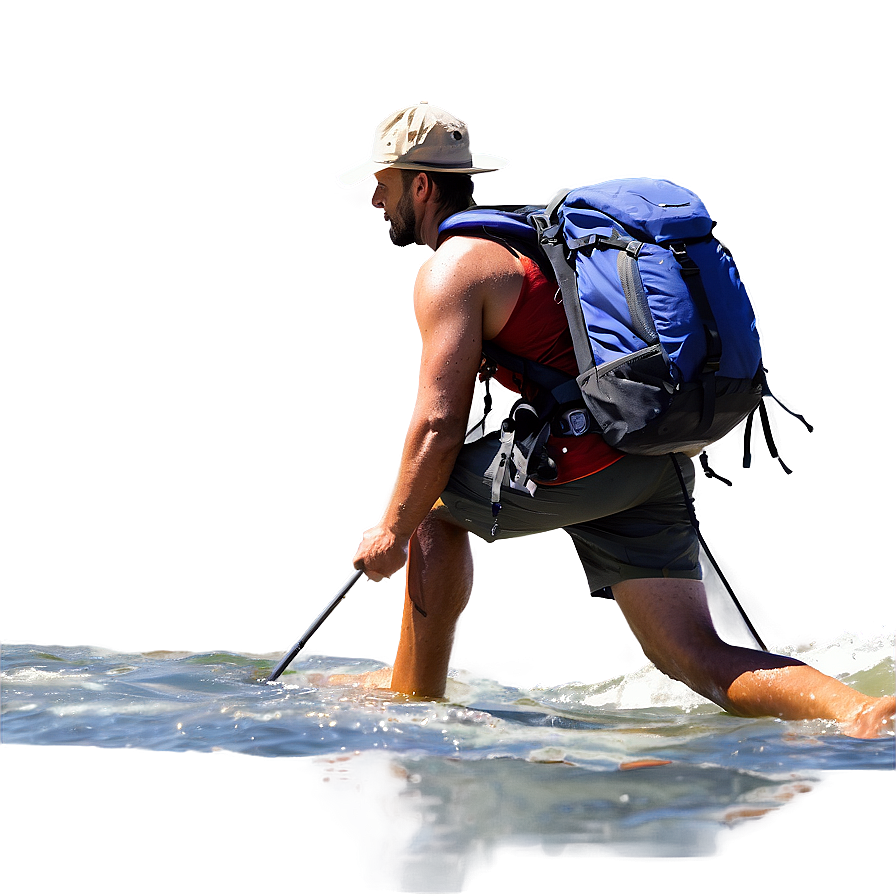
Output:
[353, 238, 522, 580]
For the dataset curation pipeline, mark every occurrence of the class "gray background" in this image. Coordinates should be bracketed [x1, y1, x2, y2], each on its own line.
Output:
[2, 0, 894, 685]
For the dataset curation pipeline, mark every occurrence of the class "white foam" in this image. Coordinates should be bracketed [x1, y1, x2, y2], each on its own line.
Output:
[772, 629, 896, 677]
[576, 629, 896, 711]
[582, 663, 710, 711]
[0, 667, 90, 684]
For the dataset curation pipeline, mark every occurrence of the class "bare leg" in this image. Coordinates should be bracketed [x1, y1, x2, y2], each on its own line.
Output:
[389, 510, 473, 698]
[614, 578, 895, 738]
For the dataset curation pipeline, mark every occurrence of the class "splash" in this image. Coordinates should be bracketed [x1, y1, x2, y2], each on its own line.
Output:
[782, 634, 894, 696]
[520, 629, 896, 713]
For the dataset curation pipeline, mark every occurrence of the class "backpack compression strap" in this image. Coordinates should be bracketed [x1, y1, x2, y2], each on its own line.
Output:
[743, 368, 814, 473]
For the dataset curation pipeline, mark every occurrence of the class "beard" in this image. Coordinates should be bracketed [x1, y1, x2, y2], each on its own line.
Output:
[388, 186, 418, 247]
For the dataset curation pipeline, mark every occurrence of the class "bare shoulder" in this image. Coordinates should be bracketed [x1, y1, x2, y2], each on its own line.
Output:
[416, 235, 524, 301]
[414, 236, 525, 339]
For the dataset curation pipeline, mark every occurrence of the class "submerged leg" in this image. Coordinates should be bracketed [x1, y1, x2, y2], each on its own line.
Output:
[613, 578, 895, 738]
[389, 510, 473, 699]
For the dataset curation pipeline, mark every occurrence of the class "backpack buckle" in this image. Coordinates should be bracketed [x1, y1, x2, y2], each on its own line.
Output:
[670, 241, 700, 277]
[529, 212, 551, 232]
[535, 221, 563, 245]
[554, 407, 592, 437]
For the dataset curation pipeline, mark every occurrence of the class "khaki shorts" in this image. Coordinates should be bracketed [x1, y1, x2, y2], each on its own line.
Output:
[439, 435, 701, 597]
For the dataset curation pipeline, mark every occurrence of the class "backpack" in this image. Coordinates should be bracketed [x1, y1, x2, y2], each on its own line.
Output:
[439, 177, 812, 651]
[439, 177, 810, 475]
[439, 179, 812, 650]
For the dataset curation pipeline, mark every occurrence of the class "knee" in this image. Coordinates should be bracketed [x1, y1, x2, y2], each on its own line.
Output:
[649, 622, 728, 680]
[641, 642, 700, 687]
[614, 578, 730, 695]
[406, 513, 473, 618]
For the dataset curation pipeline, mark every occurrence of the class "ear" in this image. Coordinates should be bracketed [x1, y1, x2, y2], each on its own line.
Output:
[413, 172, 436, 202]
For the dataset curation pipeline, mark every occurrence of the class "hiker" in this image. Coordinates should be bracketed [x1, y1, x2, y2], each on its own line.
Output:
[342, 103, 894, 739]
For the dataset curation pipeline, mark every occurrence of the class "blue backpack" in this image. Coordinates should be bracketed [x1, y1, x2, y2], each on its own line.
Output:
[439, 177, 809, 472]
[441, 179, 812, 650]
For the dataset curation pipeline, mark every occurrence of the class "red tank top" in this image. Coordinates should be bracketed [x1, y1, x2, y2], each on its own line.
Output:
[490, 255, 623, 484]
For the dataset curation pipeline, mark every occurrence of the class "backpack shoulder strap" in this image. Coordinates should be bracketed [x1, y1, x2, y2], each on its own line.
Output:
[529, 206, 595, 377]
[438, 207, 552, 278]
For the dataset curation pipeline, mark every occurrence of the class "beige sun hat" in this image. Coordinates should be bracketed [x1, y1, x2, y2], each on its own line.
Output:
[340, 102, 506, 184]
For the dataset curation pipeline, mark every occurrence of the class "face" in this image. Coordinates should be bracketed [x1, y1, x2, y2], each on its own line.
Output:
[371, 168, 418, 247]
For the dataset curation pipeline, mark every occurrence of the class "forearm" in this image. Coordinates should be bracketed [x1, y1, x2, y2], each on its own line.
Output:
[353, 406, 468, 582]
[380, 409, 468, 540]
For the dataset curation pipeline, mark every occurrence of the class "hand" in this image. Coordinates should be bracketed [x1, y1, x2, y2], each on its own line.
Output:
[352, 524, 409, 582]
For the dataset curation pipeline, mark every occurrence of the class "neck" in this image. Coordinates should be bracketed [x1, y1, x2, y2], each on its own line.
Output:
[422, 200, 475, 251]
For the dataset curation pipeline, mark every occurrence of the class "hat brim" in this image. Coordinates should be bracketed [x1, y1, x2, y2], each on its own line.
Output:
[339, 153, 507, 186]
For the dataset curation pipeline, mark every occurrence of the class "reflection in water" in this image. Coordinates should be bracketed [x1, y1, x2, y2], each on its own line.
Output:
[315, 751, 813, 892]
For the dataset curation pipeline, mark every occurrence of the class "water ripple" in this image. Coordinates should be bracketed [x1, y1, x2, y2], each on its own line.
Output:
[3, 641, 891, 770]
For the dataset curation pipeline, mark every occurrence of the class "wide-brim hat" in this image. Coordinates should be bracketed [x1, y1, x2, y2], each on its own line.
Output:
[340, 102, 506, 185]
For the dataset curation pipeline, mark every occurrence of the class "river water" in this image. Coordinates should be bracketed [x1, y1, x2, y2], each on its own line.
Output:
[2, 636, 893, 892]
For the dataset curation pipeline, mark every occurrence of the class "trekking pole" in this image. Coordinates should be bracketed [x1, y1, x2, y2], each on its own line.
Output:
[267, 570, 364, 683]
[669, 455, 768, 652]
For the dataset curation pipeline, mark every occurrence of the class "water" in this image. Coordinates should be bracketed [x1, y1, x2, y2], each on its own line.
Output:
[4, 639, 892, 769]
[2, 637, 893, 891]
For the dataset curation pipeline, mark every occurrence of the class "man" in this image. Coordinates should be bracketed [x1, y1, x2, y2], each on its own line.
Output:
[342, 102, 893, 738]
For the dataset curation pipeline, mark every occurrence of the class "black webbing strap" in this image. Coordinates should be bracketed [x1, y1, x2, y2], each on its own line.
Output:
[482, 341, 573, 395]
[567, 232, 632, 253]
[759, 401, 791, 473]
[743, 370, 813, 473]
[758, 367, 814, 432]
[746, 398, 799, 474]
[669, 242, 722, 376]
[743, 410, 755, 469]
[669, 454, 768, 652]
[744, 401, 792, 473]
[669, 242, 723, 434]
[697, 374, 716, 433]
[699, 451, 733, 486]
